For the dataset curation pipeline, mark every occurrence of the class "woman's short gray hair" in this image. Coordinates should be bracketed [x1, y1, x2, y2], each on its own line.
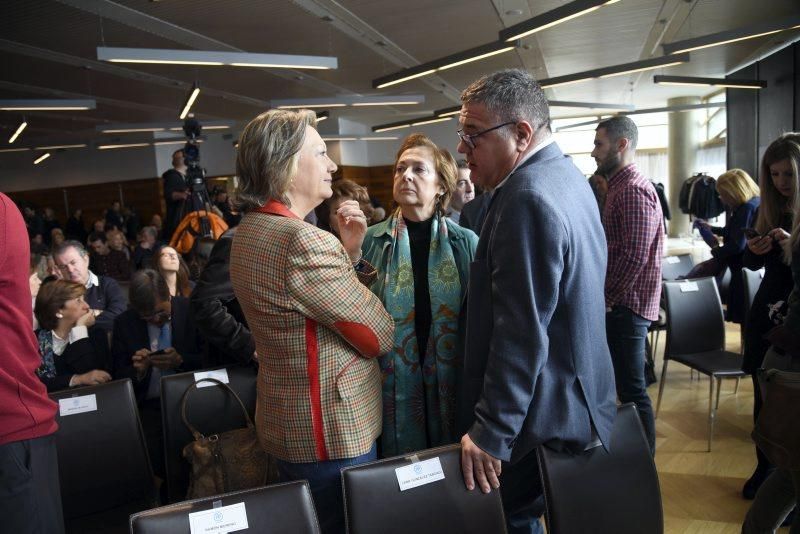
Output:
[235, 109, 317, 211]
[461, 69, 551, 132]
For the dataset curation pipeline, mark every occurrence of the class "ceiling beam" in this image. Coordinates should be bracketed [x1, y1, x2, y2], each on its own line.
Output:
[289, 0, 462, 101]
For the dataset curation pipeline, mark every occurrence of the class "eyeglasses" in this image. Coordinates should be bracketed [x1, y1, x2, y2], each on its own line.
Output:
[457, 121, 515, 149]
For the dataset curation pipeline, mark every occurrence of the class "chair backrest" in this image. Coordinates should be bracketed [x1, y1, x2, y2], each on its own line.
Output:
[663, 277, 726, 357]
[537, 403, 663, 534]
[160, 365, 258, 503]
[341, 444, 507, 534]
[742, 268, 764, 322]
[661, 253, 694, 280]
[50, 379, 155, 520]
[129, 481, 320, 534]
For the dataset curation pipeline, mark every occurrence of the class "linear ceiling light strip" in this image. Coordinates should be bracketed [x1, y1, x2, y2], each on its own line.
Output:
[272, 95, 425, 108]
[662, 15, 800, 55]
[539, 53, 690, 88]
[97, 47, 338, 69]
[500, 0, 620, 41]
[8, 120, 27, 143]
[179, 84, 200, 120]
[653, 75, 766, 89]
[372, 40, 521, 89]
[0, 99, 96, 111]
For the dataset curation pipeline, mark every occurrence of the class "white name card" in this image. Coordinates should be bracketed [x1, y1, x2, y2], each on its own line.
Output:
[395, 457, 445, 492]
[58, 394, 97, 417]
[680, 281, 699, 292]
[188, 502, 248, 534]
[666, 256, 681, 264]
[194, 369, 230, 388]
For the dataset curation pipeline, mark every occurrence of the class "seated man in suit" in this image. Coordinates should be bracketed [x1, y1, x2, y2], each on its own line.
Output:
[53, 241, 127, 335]
[112, 268, 202, 494]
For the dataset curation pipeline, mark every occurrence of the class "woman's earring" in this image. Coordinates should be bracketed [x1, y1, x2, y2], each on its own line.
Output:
[56, 313, 64, 319]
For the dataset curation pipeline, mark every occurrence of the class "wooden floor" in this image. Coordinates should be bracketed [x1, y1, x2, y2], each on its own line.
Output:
[654, 322, 790, 533]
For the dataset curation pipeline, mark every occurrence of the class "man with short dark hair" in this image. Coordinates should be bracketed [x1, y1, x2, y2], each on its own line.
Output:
[88, 231, 131, 282]
[53, 240, 127, 334]
[447, 160, 476, 225]
[162, 149, 189, 242]
[111, 268, 202, 487]
[456, 69, 616, 534]
[591, 115, 663, 454]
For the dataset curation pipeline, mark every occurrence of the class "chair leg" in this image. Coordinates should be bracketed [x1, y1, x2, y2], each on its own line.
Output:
[715, 377, 723, 410]
[708, 377, 717, 452]
[734, 377, 741, 394]
[656, 360, 669, 418]
[653, 330, 661, 359]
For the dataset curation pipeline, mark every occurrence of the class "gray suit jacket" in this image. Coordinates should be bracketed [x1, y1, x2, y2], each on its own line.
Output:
[458, 142, 617, 464]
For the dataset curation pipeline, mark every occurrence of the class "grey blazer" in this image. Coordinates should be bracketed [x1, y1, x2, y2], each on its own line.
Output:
[458, 142, 617, 464]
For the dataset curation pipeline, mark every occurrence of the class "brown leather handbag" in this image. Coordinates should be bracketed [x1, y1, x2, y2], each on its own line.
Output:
[752, 368, 800, 470]
[180, 377, 272, 499]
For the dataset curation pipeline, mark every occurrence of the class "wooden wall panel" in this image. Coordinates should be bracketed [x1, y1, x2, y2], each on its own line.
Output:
[338, 165, 395, 212]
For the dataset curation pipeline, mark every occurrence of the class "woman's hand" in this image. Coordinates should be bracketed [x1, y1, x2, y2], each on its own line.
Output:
[747, 235, 773, 255]
[74, 369, 112, 386]
[336, 200, 368, 262]
[768, 228, 791, 243]
[75, 309, 96, 328]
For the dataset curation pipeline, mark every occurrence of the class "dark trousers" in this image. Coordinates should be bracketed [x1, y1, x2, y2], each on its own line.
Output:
[607, 305, 656, 453]
[0, 434, 65, 534]
[499, 451, 545, 534]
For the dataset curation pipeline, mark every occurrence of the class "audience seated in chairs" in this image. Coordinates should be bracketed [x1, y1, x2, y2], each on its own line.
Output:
[111, 268, 203, 499]
[88, 231, 132, 282]
[151, 245, 193, 297]
[33, 279, 111, 392]
[106, 228, 132, 262]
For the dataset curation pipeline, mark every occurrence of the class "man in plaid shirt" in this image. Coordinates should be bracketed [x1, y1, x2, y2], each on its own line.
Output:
[592, 116, 663, 454]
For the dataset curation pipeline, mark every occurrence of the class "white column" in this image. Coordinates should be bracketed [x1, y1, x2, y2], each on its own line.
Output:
[667, 96, 701, 237]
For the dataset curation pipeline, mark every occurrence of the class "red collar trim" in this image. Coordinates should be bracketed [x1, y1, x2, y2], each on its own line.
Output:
[253, 199, 301, 220]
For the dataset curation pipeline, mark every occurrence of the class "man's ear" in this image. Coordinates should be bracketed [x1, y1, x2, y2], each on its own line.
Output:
[515, 121, 535, 152]
[617, 136, 630, 153]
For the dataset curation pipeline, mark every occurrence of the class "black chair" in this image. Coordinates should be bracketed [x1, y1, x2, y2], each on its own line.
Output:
[536, 403, 663, 534]
[661, 253, 694, 281]
[50, 379, 157, 533]
[129, 481, 320, 534]
[341, 444, 507, 534]
[160, 365, 258, 503]
[655, 277, 747, 451]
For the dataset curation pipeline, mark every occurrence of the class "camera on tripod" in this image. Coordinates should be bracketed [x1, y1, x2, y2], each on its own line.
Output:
[182, 115, 206, 194]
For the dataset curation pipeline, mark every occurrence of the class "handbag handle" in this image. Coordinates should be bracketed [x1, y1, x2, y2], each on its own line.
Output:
[180, 377, 255, 440]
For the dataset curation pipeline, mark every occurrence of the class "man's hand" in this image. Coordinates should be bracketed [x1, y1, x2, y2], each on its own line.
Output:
[74, 369, 112, 386]
[132, 349, 151, 379]
[460, 433, 501, 494]
[149, 347, 183, 370]
[336, 200, 368, 263]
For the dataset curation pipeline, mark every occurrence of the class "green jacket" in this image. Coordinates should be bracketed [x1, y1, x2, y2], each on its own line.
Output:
[362, 216, 478, 303]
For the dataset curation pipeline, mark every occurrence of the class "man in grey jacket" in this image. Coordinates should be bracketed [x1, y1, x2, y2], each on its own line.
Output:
[456, 69, 617, 534]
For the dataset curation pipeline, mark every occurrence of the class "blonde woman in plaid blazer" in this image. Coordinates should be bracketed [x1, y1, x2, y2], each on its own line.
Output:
[230, 109, 394, 534]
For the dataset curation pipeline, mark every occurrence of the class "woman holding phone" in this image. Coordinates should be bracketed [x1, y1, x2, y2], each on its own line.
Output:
[740, 133, 799, 499]
[693, 169, 760, 323]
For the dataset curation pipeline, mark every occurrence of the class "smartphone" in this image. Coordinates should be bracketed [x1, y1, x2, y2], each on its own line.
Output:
[743, 228, 761, 239]
[149, 349, 168, 357]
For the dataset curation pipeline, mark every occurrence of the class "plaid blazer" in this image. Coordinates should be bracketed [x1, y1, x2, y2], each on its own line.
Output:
[230, 200, 394, 463]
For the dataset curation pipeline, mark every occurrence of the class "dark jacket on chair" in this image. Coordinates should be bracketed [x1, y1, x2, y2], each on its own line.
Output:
[111, 296, 202, 402]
